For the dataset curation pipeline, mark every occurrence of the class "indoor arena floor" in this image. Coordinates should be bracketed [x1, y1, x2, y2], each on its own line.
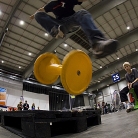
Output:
[1, 109, 138, 138]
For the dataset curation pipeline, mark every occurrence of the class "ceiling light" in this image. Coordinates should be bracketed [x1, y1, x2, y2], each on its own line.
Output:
[100, 66, 102, 68]
[98, 81, 100, 83]
[19, 66, 21, 68]
[136, 49, 138, 51]
[64, 44, 68, 47]
[127, 26, 130, 30]
[20, 20, 24, 25]
[117, 57, 119, 60]
[1, 60, 4, 63]
[28, 53, 32, 56]
[45, 33, 48, 36]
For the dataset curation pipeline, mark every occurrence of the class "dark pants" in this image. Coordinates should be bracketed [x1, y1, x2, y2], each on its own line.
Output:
[119, 82, 138, 102]
[35, 9, 104, 45]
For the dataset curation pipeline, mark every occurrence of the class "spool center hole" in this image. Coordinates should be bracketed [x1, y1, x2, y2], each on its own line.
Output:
[77, 70, 81, 76]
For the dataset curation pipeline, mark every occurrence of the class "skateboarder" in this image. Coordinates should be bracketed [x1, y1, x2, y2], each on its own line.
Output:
[30, 0, 119, 59]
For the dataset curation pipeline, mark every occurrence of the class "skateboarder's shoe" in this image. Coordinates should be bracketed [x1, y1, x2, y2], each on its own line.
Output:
[92, 39, 119, 59]
[50, 25, 64, 39]
[126, 103, 134, 113]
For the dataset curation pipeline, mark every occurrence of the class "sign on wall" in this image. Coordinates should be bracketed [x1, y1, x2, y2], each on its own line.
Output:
[0, 87, 6, 106]
[112, 73, 120, 83]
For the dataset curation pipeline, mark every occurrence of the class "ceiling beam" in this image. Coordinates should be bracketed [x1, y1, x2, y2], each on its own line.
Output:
[23, 0, 128, 79]
[89, 0, 127, 19]
[0, 0, 22, 47]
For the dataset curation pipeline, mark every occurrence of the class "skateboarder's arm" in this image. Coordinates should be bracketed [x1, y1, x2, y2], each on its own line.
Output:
[30, 7, 45, 20]
[30, 1, 60, 20]
[131, 68, 138, 85]
[131, 78, 138, 85]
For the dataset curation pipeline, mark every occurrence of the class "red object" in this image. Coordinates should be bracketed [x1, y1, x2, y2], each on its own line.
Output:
[129, 93, 134, 103]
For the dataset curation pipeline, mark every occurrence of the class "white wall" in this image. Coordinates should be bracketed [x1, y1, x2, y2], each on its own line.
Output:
[0, 77, 49, 110]
[83, 95, 89, 106]
[96, 95, 103, 103]
[0, 77, 23, 107]
[98, 80, 128, 104]
[23, 91, 49, 110]
[100, 87, 112, 104]
[118, 80, 127, 90]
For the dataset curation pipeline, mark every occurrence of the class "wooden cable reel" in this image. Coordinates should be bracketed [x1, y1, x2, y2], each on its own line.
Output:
[34, 50, 92, 95]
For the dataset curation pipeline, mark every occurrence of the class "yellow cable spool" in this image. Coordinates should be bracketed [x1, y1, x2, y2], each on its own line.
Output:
[34, 50, 92, 95]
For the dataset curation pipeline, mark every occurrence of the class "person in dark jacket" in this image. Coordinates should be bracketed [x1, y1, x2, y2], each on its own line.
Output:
[23, 100, 29, 110]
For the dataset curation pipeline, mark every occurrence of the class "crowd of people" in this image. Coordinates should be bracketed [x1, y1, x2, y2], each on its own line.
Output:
[0, 101, 40, 111]
[16, 100, 40, 111]
[97, 101, 126, 115]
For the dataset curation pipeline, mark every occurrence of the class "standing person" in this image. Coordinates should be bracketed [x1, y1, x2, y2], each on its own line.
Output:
[104, 103, 108, 114]
[119, 62, 138, 112]
[23, 100, 29, 110]
[31, 103, 35, 110]
[17, 101, 23, 111]
[97, 102, 101, 109]
[30, 0, 119, 59]
[102, 101, 105, 115]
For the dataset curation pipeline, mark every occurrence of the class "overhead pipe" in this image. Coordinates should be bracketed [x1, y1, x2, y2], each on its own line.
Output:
[0, 28, 8, 47]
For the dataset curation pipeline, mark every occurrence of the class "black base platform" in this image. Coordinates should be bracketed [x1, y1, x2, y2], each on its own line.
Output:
[0, 109, 101, 138]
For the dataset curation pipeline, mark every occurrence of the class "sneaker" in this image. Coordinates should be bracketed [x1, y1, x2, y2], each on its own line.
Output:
[92, 39, 119, 59]
[126, 103, 134, 113]
[50, 26, 64, 39]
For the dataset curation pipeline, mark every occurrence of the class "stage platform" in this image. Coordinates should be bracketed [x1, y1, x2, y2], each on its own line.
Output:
[0, 109, 101, 138]
[1, 110, 138, 138]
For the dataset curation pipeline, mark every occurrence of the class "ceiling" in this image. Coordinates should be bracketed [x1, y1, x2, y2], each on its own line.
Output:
[0, 0, 138, 92]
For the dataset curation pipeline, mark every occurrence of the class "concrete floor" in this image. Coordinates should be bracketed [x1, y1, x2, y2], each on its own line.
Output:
[1, 109, 138, 138]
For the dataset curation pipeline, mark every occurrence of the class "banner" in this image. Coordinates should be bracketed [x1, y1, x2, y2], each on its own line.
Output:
[112, 90, 120, 109]
[0, 87, 6, 106]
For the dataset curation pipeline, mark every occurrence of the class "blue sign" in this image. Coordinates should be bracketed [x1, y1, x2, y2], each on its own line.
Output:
[0, 87, 6, 92]
[112, 73, 120, 83]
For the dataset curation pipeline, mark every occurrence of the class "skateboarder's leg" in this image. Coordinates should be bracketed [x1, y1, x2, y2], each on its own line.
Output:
[68, 9, 119, 58]
[35, 12, 64, 38]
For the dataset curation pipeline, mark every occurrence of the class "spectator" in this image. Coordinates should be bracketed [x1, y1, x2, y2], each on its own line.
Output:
[17, 101, 23, 111]
[23, 100, 29, 110]
[97, 102, 101, 109]
[104, 103, 108, 114]
[31, 103, 35, 110]
[102, 101, 105, 115]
